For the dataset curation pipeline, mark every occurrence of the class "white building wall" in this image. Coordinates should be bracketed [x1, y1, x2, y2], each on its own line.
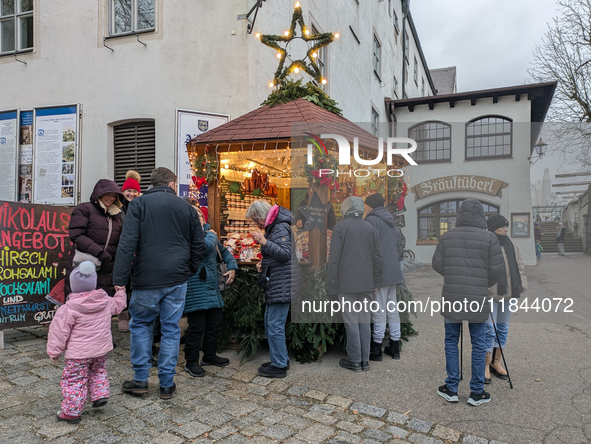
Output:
[0, 0, 432, 201]
[396, 94, 537, 265]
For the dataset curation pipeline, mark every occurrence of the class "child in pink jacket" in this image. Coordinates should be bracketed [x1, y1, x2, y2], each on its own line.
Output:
[47, 261, 127, 423]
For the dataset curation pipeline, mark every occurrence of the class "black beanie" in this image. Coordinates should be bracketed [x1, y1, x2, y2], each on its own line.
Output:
[487, 214, 508, 232]
[365, 193, 385, 208]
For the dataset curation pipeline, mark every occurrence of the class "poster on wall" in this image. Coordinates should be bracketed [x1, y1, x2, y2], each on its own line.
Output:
[33, 106, 78, 206]
[0, 201, 73, 330]
[19, 111, 33, 203]
[176, 110, 229, 205]
[0, 111, 18, 202]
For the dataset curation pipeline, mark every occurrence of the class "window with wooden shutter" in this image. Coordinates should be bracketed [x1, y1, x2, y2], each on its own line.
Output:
[114, 121, 155, 192]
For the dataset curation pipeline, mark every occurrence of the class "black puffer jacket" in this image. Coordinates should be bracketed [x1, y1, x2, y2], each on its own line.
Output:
[432, 199, 504, 322]
[113, 186, 205, 290]
[258, 206, 301, 305]
[365, 207, 404, 287]
[65, 179, 124, 297]
[328, 214, 383, 296]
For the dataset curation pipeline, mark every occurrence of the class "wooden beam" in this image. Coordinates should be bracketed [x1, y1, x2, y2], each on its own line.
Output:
[428, 101, 434, 110]
[555, 172, 591, 178]
[552, 181, 591, 187]
[449, 99, 455, 108]
[471, 98, 476, 106]
[515, 94, 521, 101]
[408, 104, 415, 112]
[493, 95, 498, 104]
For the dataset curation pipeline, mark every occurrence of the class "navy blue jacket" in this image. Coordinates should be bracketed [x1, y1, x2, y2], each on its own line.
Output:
[185, 224, 238, 313]
[113, 186, 205, 290]
[365, 207, 405, 287]
[258, 206, 301, 305]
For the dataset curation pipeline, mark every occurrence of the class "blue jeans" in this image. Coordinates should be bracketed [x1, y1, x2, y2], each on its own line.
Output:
[444, 319, 487, 393]
[485, 299, 511, 352]
[129, 283, 187, 388]
[264, 302, 290, 368]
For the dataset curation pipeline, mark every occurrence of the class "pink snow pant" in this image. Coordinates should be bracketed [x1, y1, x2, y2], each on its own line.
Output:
[60, 354, 109, 416]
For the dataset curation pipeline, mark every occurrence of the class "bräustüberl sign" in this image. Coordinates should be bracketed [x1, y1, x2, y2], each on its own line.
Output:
[411, 175, 508, 200]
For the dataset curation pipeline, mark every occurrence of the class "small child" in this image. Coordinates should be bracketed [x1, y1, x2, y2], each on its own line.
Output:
[535, 241, 543, 259]
[47, 261, 127, 423]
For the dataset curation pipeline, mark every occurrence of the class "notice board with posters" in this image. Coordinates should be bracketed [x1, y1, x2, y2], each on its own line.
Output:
[33, 105, 79, 206]
[0, 110, 18, 202]
[176, 110, 229, 209]
[0, 201, 72, 330]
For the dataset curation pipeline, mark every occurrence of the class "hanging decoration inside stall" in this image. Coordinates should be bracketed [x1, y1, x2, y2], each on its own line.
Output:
[297, 191, 332, 234]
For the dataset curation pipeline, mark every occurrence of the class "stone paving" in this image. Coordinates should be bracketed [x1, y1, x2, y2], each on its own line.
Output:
[0, 326, 507, 444]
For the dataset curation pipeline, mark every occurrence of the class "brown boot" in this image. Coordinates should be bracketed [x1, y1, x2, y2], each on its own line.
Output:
[118, 311, 130, 332]
[484, 351, 492, 384]
[490, 347, 508, 380]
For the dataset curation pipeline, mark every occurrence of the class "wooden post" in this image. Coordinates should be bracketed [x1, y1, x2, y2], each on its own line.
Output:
[308, 184, 329, 268]
[0, 330, 4, 350]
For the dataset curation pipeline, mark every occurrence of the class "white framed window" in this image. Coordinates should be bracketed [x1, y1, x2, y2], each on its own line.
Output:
[0, 0, 33, 54]
[414, 57, 418, 84]
[373, 34, 381, 79]
[110, 0, 155, 36]
[371, 108, 379, 137]
[421, 78, 425, 96]
[393, 75, 399, 98]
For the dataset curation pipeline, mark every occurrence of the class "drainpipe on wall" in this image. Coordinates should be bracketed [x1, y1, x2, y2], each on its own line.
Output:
[401, 0, 410, 99]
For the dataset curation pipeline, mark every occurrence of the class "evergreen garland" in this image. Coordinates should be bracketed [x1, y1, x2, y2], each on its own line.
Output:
[262, 78, 342, 115]
[218, 265, 418, 363]
[193, 146, 218, 185]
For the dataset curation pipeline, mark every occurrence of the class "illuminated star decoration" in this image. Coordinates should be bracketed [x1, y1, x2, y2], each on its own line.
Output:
[256, 2, 339, 86]
[298, 191, 332, 234]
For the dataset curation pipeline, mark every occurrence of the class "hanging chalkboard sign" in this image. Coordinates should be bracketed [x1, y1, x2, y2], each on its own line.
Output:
[0, 201, 72, 330]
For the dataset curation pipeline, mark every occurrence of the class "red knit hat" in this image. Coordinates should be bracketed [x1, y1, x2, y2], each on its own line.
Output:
[122, 170, 141, 193]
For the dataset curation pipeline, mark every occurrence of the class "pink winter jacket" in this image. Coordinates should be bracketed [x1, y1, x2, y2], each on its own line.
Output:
[47, 289, 127, 360]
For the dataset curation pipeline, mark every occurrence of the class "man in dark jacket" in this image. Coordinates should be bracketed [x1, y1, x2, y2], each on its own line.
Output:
[364, 194, 405, 361]
[328, 196, 383, 372]
[114, 167, 205, 399]
[432, 199, 504, 406]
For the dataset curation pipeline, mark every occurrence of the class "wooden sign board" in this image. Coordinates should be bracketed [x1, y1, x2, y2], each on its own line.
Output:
[0, 201, 72, 330]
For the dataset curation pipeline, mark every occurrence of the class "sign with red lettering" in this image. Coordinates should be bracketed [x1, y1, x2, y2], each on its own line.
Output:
[0, 201, 72, 330]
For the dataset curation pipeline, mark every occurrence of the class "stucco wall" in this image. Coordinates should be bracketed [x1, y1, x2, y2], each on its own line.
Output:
[0, 0, 432, 201]
[395, 94, 537, 265]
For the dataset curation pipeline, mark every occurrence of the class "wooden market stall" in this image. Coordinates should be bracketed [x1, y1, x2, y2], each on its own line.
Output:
[185, 97, 406, 267]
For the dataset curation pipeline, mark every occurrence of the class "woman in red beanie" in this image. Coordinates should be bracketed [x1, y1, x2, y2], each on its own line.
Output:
[117, 170, 141, 331]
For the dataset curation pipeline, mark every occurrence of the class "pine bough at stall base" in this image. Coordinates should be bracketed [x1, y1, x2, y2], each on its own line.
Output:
[218, 266, 418, 364]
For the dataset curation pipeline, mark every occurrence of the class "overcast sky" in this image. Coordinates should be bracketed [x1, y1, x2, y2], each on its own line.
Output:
[410, 0, 560, 92]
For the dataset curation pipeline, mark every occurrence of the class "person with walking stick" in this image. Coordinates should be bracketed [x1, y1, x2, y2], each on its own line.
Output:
[484, 215, 527, 384]
[432, 199, 504, 406]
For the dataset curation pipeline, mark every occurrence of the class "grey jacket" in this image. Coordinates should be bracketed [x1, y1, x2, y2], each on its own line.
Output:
[365, 207, 405, 287]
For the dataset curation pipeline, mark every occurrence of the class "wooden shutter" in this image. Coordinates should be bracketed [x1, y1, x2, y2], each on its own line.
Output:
[114, 121, 155, 192]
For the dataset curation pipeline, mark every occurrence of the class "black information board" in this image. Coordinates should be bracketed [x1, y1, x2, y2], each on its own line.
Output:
[0, 201, 73, 330]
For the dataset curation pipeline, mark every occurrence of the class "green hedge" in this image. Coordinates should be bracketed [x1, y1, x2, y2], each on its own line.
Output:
[218, 266, 418, 364]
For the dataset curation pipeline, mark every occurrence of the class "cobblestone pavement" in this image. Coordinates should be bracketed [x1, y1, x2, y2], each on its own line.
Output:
[0, 326, 506, 444]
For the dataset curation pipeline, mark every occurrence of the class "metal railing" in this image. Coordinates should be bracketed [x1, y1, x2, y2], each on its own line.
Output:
[532, 205, 566, 221]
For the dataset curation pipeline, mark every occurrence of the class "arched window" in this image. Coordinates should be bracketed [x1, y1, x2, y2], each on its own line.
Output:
[408, 121, 451, 163]
[418, 199, 499, 240]
[466, 116, 512, 159]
